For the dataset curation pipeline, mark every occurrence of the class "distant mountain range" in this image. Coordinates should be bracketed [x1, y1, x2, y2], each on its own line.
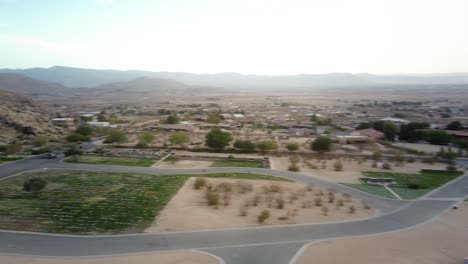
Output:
[2, 66, 468, 89]
[0, 72, 222, 99]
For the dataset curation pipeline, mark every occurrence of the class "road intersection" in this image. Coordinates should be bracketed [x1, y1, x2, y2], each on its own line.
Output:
[0, 156, 466, 264]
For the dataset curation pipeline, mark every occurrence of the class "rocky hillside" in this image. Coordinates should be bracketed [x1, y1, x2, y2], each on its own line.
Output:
[0, 90, 63, 143]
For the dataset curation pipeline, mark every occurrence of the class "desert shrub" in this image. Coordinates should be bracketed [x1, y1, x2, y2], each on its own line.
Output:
[288, 193, 299, 204]
[252, 194, 261, 206]
[422, 156, 435, 164]
[237, 181, 254, 194]
[218, 182, 233, 192]
[343, 193, 352, 201]
[205, 190, 220, 208]
[446, 164, 458, 172]
[276, 196, 285, 209]
[349, 205, 356, 214]
[321, 206, 329, 216]
[337, 199, 344, 207]
[328, 193, 335, 203]
[267, 183, 281, 193]
[406, 157, 416, 163]
[382, 162, 392, 170]
[23, 178, 47, 192]
[301, 200, 312, 208]
[314, 197, 322, 206]
[288, 164, 300, 172]
[333, 160, 343, 171]
[257, 210, 271, 223]
[306, 184, 314, 192]
[277, 216, 289, 221]
[222, 193, 231, 206]
[193, 177, 207, 190]
[361, 201, 371, 210]
[239, 206, 248, 216]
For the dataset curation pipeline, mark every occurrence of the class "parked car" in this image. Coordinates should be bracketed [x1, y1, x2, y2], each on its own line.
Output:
[42, 153, 57, 159]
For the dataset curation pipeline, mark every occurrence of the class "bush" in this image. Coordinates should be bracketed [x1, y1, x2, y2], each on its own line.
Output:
[64, 144, 82, 157]
[286, 142, 299, 152]
[67, 133, 90, 142]
[257, 210, 271, 223]
[321, 206, 329, 216]
[446, 165, 458, 172]
[239, 206, 248, 216]
[311, 136, 332, 153]
[333, 160, 343, 171]
[276, 196, 285, 209]
[382, 162, 392, 170]
[314, 197, 322, 206]
[349, 205, 356, 214]
[205, 190, 220, 207]
[422, 155, 436, 164]
[288, 163, 300, 172]
[23, 178, 47, 192]
[193, 177, 207, 190]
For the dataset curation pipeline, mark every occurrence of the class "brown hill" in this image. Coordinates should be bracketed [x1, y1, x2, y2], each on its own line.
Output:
[0, 90, 63, 143]
[0, 73, 77, 99]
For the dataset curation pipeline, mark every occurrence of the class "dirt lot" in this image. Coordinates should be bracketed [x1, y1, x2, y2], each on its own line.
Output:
[295, 201, 468, 264]
[270, 157, 449, 183]
[146, 177, 375, 232]
[156, 159, 214, 168]
[0, 251, 219, 264]
[394, 142, 460, 154]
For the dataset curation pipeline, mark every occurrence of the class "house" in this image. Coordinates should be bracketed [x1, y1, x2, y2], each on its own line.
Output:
[147, 124, 196, 132]
[444, 130, 468, 138]
[87, 121, 110, 127]
[357, 128, 384, 140]
[51, 118, 75, 127]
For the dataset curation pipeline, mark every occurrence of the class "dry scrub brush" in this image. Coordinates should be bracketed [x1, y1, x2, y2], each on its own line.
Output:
[257, 210, 271, 223]
[193, 177, 207, 190]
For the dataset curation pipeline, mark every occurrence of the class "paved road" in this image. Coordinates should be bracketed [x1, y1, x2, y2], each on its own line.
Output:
[0, 157, 466, 264]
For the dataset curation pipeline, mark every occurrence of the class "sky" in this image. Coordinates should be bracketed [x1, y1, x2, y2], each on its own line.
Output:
[1, 0, 468, 75]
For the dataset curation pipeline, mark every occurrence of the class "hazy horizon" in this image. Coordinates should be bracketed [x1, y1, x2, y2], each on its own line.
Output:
[1, 0, 468, 75]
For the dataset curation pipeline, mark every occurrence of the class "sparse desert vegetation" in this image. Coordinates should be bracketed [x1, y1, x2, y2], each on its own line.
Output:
[149, 177, 375, 232]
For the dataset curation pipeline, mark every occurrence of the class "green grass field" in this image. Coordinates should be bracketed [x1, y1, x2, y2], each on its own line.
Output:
[344, 170, 463, 199]
[211, 160, 264, 168]
[342, 183, 396, 199]
[0, 170, 290, 234]
[0, 156, 23, 164]
[64, 156, 157, 167]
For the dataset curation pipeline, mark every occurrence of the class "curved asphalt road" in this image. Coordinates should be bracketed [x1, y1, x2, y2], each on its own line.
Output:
[0, 156, 467, 264]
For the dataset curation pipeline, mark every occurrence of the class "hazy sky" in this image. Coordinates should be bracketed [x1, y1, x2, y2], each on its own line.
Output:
[1, 0, 467, 74]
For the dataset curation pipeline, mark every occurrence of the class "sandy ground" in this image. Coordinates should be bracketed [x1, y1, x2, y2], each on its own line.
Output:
[175, 150, 266, 158]
[394, 142, 460, 154]
[270, 157, 449, 183]
[0, 250, 219, 264]
[295, 201, 468, 264]
[146, 178, 375, 232]
[156, 159, 214, 169]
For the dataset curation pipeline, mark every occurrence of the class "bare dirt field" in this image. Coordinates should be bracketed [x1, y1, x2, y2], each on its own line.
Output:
[270, 157, 448, 183]
[394, 142, 460, 154]
[0, 250, 219, 264]
[295, 201, 468, 264]
[156, 159, 214, 169]
[146, 177, 375, 232]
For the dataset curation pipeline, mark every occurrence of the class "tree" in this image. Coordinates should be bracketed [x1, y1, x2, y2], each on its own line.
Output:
[286, 142, 299, 152]
[66, 133, 90, 142]
[104, 130, 127, 144]
[23, 178, 47, 192]
[33, 136, 48, 147]
[139, 132, 155, 144]
[311, 136, 332, 153]
[356, 122, 372, 130]
[169, 131, 190, 146]
[233, 139, 256, 152]
[372, 120, 386, 132]
[399, 122, 429, 142]
[256, 140, 278, 154]
[425, 131, 452, 145]
[207, 112, 221, 124]
[64, 144, 82, 157]
[205, 128, 232, 150]
[165, 115, 179, 124]
[97, 114, 107, 122]
[383, 122, 398, 141]
[446, 121, 462, 130]
[75, 125, 93, 136]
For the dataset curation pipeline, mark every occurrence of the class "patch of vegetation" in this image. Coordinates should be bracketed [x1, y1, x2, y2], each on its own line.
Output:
[0, 170, 291, 234]
[211, 160, 264, 168]
[64, 156, 156, 167]
[0, 156, 23, 164]
[342, 183, 397, 199]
